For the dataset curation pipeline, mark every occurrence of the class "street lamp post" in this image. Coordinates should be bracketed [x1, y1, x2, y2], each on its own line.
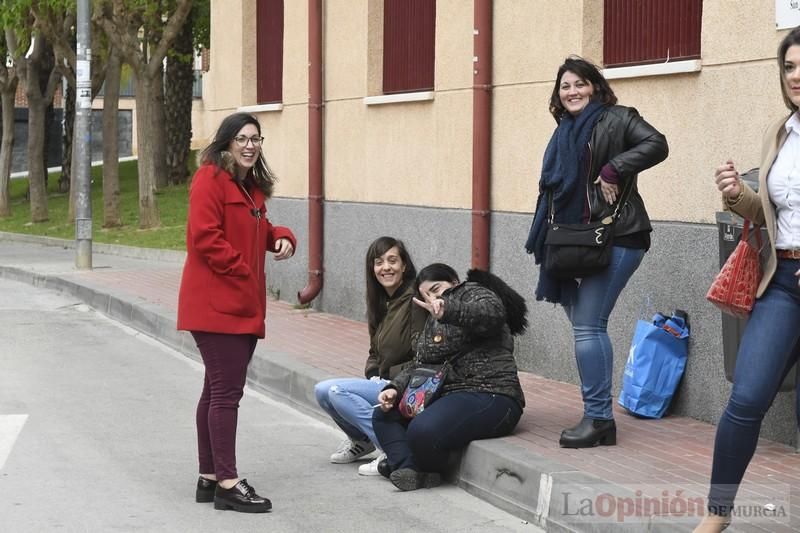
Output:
[74, 0, 92, 269]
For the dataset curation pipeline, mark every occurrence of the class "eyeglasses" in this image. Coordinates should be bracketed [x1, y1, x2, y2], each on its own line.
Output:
[233, 135, 264, 147]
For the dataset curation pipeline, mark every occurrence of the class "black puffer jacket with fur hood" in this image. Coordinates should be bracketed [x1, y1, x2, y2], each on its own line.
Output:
[388, 270, 528, 408]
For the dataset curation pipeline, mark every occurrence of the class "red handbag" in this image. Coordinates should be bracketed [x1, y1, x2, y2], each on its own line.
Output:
[706, 220, 763, 318]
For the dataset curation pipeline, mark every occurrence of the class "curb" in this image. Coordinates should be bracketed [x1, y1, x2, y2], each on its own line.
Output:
[0, 231, 186, 264]
[0, 258, 695, 532]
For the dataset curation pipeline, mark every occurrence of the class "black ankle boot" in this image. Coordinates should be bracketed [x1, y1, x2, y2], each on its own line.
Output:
[377, 458, 393, 479]
[195, 476, 218, 503]
[214, 479, 272, 513]
[559, 417, 616, 448]
[389, 468, 441, 491]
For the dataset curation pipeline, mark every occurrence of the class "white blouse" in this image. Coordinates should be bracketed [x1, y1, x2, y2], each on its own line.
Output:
[768, 112, 800, 250]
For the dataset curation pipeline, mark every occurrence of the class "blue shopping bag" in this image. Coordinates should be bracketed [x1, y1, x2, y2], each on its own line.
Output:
[618, 311, 689, 419]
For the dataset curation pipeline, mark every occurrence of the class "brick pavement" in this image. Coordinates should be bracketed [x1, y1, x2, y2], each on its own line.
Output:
[53, 264, 800, 531]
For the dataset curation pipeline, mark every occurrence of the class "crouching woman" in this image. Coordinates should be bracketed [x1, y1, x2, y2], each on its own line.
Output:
[372, 263, 528, 491]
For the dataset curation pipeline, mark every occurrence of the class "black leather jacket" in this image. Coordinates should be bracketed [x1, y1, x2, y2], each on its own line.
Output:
[587, 105, 668, 237]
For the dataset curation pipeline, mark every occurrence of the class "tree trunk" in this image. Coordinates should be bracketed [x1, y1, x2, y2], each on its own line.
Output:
[26, 96, 49, 222]
[43, 102, 54, 190]
[0, 84, 17, 217]
[60, 80, 74, 193]
[152, 69, 167, 190]
[165, 16, 194, 185]
[102, 50, 122, 227]
[134, 75, 161, 228]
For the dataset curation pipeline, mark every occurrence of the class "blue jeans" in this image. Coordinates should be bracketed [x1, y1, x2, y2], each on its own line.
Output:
[563, 245, 645, 420]
[372, 392, 522, 473]
[708, 259, 800, 515]
[314, 377, 387, 446]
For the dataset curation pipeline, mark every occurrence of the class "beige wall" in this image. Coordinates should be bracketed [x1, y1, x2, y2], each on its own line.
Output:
[322, 0, 473, 207]
[198, 0, 308, 198]
[197, 0, 797, 223]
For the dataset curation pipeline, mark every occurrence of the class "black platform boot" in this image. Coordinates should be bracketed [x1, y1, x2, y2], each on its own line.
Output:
[559, 417, 616, 448]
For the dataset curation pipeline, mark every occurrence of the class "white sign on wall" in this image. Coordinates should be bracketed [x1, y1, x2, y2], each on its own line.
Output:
[777, 0, 800, 29]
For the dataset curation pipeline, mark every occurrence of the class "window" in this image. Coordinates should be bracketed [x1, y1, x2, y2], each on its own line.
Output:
[603, 0, 702, 68]
[382, 0, 436, 94]
[256, 0, 284, 103]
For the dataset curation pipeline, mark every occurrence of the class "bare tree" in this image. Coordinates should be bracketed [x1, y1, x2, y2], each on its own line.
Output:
[164, 11, 193, 185]
[94, 0, 193, 229]
[7, 28, 61, 223]
[30, 3, 117, 224]
[100, 47, 121, 227]
[60, 76, 73, 193]
[0, 35, 18, 217]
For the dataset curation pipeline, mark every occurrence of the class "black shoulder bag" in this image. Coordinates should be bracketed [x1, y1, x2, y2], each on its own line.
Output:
[543, 180, 632, 280]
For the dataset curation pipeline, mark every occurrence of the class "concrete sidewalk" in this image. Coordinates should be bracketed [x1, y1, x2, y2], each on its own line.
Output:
[2, 233, 798, 532]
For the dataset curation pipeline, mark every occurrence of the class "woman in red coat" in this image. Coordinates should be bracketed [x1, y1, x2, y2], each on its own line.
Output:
[177, 112, 296, 513]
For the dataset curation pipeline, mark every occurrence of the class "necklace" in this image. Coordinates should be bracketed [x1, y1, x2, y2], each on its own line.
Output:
[239, 183, 262, 220]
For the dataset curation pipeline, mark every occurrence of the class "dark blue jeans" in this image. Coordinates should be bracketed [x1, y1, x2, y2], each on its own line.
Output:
[563, 245, 645, 420]
[372, 391, 522, 473]
[708, 258, 800, 515]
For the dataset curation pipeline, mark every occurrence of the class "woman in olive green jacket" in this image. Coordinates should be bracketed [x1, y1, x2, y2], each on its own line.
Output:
[314, 236, 425, 476]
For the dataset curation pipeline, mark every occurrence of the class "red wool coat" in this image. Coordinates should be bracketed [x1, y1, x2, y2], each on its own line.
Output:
[177, 164, 296, 338]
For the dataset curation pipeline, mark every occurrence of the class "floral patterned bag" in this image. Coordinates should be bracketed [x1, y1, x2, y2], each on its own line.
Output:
[397, 364, 448, 419]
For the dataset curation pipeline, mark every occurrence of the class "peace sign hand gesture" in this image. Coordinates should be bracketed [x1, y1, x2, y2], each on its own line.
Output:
[413, 289, 445, 320]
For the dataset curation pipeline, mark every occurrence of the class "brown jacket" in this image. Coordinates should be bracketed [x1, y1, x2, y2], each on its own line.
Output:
[364, 283, 427, 380]
[725, 114, 790, 297]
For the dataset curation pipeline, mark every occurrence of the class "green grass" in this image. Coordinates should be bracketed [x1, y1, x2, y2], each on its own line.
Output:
[0, 158, 193, 250]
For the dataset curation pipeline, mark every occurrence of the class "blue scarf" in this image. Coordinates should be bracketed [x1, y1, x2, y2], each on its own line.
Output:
[524, 101, 606, 305]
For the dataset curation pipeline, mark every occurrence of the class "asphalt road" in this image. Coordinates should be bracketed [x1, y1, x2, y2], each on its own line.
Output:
[0, 278, 543, 533]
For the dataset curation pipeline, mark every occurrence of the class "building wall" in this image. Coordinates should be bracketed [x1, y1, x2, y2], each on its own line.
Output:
[199, 0, 799, 444]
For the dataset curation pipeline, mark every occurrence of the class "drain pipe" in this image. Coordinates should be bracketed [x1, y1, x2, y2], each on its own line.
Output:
[298, 0, 324, 304]
[471, 0, 492, 270]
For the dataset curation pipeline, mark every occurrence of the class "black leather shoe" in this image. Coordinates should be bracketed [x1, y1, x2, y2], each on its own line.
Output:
[559, 417, 617, 448]
[377, 458, 392, 479]
[196, 476, 217, 503]
[214, 479, 272, 513]
[389, 468, 441, 491]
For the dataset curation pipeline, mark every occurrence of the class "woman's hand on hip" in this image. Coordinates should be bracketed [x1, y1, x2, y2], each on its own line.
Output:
[715, 159, 742, 200]
[378, 389, 397, 411]
[593, 176, 618, 204]
[273, 238, 294, 260]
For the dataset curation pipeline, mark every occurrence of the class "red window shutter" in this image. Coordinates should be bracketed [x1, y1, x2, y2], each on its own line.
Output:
[604, 0, 702, 68]
[256, 0, 284, 103]
[383, 0, 436, 94]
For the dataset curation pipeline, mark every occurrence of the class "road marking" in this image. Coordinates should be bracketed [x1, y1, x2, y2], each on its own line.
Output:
[536, 473, 552, 522]
[0, 414, 28, 470]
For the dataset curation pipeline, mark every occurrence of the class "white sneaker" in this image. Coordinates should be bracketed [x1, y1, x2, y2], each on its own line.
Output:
[358, 453, 386, 476]
[330, 437, 376, 464]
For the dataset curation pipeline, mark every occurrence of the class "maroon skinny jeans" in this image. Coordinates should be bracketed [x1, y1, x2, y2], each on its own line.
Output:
[192, 331, 258, 480]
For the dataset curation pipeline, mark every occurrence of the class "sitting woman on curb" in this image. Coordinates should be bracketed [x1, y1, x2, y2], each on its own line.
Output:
[373, 263, 527, 491]
[695, 26, 800, 533]
[314, 236, 426, 475]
